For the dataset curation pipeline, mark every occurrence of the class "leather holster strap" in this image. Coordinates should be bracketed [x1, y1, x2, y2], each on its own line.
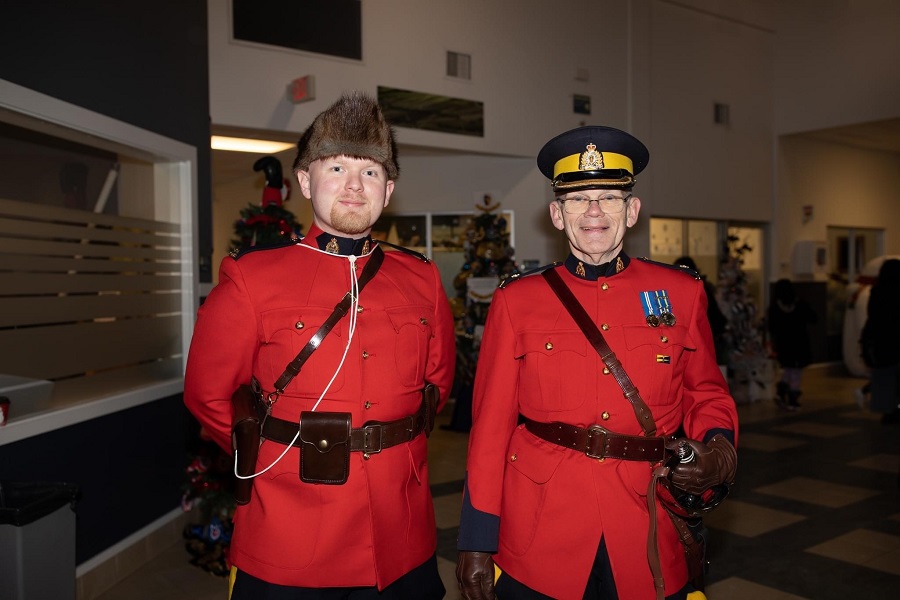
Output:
[262, 403, 427, 455]
[524, 417, 666, 462]
[541, 268, 658, 437]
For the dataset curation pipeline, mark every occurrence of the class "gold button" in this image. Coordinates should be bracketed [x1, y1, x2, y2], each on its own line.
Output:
[597, 457, 605, 463]
[420, 317, 428, 325]
[603, 367, 610, 375]
[660, 336, 668, 343]
[510, 454, 518, 462]
[601, 283, 609, 291]
[357, 305, 364, 313]
[545, 342, 553, 351]
[318, 439, 329, 449]
[601, 323, 609, 331]
[362, 351, 369, 359]
[601, 411, 610, 420]
[363, 453, 371, 460]
[295, 321, 304, 329]
[364, 401, 372, 409]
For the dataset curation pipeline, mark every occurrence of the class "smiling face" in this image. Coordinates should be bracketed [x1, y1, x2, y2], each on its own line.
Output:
[549, 189, 641, 265]
[297, 155, 395, 237]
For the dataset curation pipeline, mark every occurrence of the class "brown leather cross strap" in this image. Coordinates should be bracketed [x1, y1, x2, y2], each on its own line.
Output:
[524, 417, 666, 461]
[261, 402, 428, 455]
[273, 246, 384, 394]
[542, 268, 658, 436]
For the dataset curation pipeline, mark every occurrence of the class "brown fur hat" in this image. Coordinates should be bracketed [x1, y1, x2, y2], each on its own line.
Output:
[292, 92, 399, 180]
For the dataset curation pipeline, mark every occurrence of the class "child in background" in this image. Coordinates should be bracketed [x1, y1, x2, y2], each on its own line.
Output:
[768, 279, 817, 410]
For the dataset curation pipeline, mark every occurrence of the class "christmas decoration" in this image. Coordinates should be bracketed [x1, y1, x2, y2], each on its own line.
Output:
[717, 234, 774, 403]
[231, 155, 302, 251]
[444, 196, 519, 431]
[181, 430, 235, 577]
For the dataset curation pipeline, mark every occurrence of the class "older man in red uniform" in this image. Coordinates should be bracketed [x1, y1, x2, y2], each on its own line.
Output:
[456, 126, 738, 600]
[185, 93, 455, 599]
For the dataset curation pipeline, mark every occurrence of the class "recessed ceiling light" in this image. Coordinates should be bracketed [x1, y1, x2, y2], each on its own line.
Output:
[210, 136, 295, 153]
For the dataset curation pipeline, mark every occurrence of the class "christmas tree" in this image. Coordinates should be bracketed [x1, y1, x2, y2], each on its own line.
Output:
[231, 156, 303, 251]
[444, 195, 519, 431]
[717, 233, 774, 403]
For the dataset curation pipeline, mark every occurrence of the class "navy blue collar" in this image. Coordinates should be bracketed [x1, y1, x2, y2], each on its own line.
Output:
[563, 252, 630, 280]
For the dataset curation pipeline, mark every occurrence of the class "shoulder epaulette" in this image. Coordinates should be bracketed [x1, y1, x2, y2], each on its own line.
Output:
[499, 262, 561, 289]
[228, 236, 299, 260]
[636, 256, 701, 280]
[376, 240, 430, 262]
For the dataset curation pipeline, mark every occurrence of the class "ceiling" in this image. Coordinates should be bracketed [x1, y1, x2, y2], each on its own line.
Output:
[211, 119, 900, 186]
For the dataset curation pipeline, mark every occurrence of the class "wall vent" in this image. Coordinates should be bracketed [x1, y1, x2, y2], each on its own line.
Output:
[447, 51, 472, 80]
[714, 102, 730, 125]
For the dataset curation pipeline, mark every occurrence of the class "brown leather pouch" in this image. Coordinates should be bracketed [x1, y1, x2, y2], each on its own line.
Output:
[299, 411, 352, 484]
[423, 383, 438, 437]
[232, 383, 266, 504]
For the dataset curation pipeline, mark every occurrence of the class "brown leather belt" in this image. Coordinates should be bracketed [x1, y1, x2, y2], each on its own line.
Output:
[524, 417, 666, 462]
[262, 405, 427, 455]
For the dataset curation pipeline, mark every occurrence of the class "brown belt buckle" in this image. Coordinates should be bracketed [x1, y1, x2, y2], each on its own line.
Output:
[585, 425, 608, 459]
[361, 423, 384, 457]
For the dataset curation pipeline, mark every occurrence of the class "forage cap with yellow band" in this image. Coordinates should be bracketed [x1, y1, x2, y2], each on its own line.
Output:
[537, 125, 649, 192]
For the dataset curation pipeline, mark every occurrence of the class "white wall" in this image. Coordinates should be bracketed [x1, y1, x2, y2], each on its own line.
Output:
[773, 0, 900, 135]
[208, 0, 632, 156]
[645, 0, 774, 223]
[774, 136, 900, 278]
[208, 0, 900, 288]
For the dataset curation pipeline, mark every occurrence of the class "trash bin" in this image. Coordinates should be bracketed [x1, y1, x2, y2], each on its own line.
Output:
[0, 481, 79, 600]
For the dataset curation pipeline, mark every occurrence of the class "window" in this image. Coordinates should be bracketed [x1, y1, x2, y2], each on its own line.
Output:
[373, 211, 514, 297]
[0, 80, 196, 435]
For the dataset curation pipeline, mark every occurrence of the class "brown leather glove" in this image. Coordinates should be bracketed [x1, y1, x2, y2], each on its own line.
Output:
[456, 551, 497, 600]
[666, 434, 737, 495]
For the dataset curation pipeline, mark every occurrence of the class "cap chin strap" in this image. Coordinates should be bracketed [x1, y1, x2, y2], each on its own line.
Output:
[552, 177, 635, 192]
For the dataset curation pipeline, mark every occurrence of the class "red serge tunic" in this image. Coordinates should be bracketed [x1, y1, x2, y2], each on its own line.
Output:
[184, 227, 455, 589]
[460, 255, 738, 600]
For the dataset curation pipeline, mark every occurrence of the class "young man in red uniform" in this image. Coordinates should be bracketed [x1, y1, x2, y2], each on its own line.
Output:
[456, 126, 738, 600]
[185, 93, 455, 599]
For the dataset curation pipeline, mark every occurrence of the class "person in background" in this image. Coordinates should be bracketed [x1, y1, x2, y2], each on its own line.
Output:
[767, 278, 817, 411]
[674, 256, 728, 368]
[184, 92, 455, 599]
[455, 125, 738, 600]
[860, 258, 900, 424]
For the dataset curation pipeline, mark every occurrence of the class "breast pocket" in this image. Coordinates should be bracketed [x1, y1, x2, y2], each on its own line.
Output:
[257, 307, 345, 394]
[515, 329, 588, 411]
[621, 325, 693, 407]
[386, 306, 434, 387]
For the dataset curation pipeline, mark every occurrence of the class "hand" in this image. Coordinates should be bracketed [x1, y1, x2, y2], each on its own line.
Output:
[456, 551, 497, 600]
[665, 434, 737, 495]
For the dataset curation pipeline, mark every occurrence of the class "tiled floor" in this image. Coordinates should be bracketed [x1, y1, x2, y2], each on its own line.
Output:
[94, 366, 900, 600]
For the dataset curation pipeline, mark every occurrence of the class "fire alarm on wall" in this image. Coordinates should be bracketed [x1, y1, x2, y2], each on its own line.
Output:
[287, 75, 316, 104]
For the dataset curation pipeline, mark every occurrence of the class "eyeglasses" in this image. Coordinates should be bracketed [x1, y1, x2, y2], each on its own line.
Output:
[558, 193, 632, 215]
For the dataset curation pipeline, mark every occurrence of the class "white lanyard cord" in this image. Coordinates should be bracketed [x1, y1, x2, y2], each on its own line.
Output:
[234, 254, 360, 481]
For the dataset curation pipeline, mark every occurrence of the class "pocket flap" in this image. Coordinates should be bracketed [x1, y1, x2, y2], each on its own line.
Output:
[299, 411, 351, 454]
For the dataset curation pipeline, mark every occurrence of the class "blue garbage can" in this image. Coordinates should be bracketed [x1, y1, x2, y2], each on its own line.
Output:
[0, 481, 79, 600]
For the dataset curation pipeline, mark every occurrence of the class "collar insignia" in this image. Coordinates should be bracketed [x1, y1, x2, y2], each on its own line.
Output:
[325, 238, 340, 254]
[615, 257, 624, 273]
[361, 240, 371, 255]
[579, 143, 604, 171]
[576, 261, 586, 278]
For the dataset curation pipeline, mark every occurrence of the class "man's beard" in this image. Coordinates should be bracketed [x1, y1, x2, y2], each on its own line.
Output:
[330, 204, 373, 235]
